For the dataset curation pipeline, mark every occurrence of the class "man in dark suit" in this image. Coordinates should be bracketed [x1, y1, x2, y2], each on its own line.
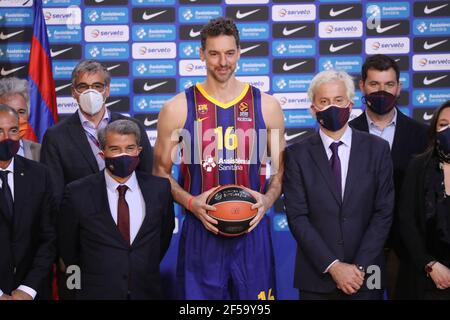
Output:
[283, 70, 394, 300]
[0, 104, 56, 300]
[40, 60, 153, 205]
[0, 77, 41, 161]
[349, 54, 428, 299]
[58, 119, 174, 300]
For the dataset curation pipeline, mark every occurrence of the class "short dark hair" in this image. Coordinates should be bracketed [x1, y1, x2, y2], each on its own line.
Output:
[71, 60, 111, 86]
[200, 17, 240, 50]
[0, 103, 19, 123]
[427, 100, 450, 153]
[97, 119, 141, 151]
[361, 54, 400, 83]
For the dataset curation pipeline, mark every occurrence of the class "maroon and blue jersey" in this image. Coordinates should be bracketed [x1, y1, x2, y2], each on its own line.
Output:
[179, 83, 267, 196]
[176, 83, 276, 300]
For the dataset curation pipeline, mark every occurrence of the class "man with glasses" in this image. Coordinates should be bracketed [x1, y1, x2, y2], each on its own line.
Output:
[283, 70, 394, 300]
[41, 60, 153, 206]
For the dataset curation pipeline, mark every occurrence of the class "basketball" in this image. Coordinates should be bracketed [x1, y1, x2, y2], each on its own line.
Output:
[206, 184, 258, 237]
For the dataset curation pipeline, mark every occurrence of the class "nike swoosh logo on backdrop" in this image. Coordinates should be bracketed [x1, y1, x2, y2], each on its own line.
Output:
[282, 61, 307, 71]
[376, 23, 401, 34]
[143, 81, 168, 92]
[55, 83, 72, 92]
[282, 26, 307, 36]
[240, 44, 261, 54]
[142, 10, 166, 21]
[423, 75, 448, 85]
[0, 30, 25, 40]
[236, 9, 260, 19]
[329, 42, 353, 52]
[423, 112, 433, 121]
[0, 66, 25, 76]
[284, 131, 307, 141]
[423, 39, 448, 50]
[144, 118, 158, 127]
[424, 4, 448, 14]
[50, 47, 72, 57]
[329, 6, 353, 17]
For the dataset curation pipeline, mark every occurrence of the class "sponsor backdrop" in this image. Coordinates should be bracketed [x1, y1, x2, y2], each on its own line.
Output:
[1, 0, 449, 299]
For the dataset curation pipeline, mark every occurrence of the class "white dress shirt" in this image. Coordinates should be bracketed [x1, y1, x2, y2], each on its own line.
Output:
[365, 108, 397, 150]
[0, 158, 37, 299]
[319, 125, 353, 199]
[78, 109, 110, 170]
[17, 139, 24, 158]
[319, 126, 353, 274]
[104, 170, 146, 244]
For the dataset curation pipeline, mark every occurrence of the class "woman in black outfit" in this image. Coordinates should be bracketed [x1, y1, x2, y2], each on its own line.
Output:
[398, 100, 450, 300]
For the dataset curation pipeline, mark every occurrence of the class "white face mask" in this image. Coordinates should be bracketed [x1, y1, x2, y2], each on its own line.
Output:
[78, 89, 105, 116]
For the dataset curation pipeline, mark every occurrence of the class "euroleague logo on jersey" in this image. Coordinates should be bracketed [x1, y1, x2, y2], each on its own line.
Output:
[237, 102, 252, 122]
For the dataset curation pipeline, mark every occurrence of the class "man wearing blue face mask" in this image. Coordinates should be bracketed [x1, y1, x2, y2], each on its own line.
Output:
[58, 119, 174, 300]
[40, 60, 153, 207]
[349, 54, 428, 299]
[283, 70, 395, 300]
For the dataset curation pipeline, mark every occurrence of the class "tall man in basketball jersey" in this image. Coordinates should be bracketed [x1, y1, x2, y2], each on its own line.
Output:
[153, 17, 285, 300]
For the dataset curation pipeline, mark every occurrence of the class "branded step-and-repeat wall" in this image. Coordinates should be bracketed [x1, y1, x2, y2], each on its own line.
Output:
[1, 0, 449, 299]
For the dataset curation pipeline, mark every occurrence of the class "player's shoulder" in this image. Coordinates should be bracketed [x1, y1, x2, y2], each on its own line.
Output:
[163, 90, 187, 110]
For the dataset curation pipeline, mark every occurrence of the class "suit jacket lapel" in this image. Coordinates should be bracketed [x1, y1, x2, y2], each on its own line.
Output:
[390, 109, 407, 165]
[67, 113, 99, 173]
[308, 133, 342, 204]
[12, 156, 28, 236]
[343, 131, 364, 205]
[91, 172, 128, 247]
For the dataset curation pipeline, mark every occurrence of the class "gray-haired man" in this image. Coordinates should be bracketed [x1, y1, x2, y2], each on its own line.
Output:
[0, 77, 40, 161]
[58, 119, 174, 300]
[40, 60, 153, 206]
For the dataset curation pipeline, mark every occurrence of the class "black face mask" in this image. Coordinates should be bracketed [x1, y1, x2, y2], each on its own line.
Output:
[0, 139, 20, 161]
[436, 126, 450, 164]
[363, 91, 397, 115]
[315, 104, 351, 132]
[105, 154, 140, 178]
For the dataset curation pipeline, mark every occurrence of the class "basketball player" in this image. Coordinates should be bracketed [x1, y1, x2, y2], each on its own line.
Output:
[153, 17, 285, 300]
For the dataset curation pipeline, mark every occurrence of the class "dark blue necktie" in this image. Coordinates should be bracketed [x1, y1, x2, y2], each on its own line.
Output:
[329, 141, 343, 198]
[0, 170, 13, 221]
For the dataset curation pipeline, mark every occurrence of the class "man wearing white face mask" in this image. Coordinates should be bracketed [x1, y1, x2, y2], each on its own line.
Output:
[40, 60, 153, 206]
[283, 70, 395, 300]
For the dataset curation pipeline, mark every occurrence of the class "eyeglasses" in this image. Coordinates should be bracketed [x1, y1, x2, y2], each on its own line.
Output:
[74, 82, 106, 94]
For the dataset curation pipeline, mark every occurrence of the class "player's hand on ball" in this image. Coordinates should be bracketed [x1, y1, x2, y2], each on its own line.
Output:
[244, 188, 270, 233]
[190, 187, 220, 234]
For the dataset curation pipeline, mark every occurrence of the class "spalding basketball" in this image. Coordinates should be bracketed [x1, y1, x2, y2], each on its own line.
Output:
[206, 184, 258, 237]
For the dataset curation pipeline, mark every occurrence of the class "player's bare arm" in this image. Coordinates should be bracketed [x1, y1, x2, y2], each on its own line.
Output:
[153, 93, 219, 234]
[247, 92, 286, 232]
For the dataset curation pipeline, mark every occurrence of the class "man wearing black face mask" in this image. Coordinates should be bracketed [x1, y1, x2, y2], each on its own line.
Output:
[283, 70, 394, 300]
[58, 120, 174, 300]
[349, 54, 428, 299]
[0, 104, 56, 300]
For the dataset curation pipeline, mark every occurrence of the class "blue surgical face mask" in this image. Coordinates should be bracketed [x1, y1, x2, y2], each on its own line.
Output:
[0, 139, 20, 161]
[436, 125, 450, 164]
[314, 103, 351, 132]
[105, 153, 140, 178]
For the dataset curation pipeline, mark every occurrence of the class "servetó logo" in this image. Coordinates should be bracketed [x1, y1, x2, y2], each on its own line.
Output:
[91, 29, 100, 38]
